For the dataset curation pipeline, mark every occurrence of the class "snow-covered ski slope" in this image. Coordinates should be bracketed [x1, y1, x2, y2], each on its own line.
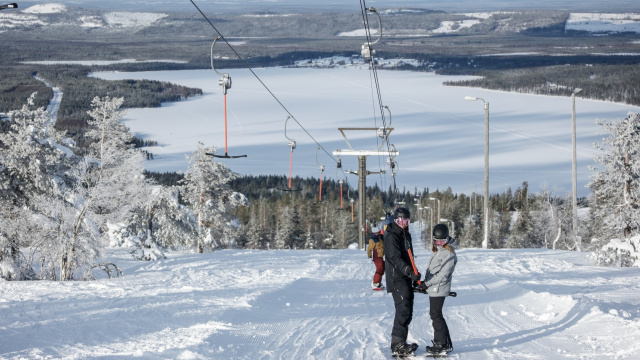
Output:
[1, 246, 639, 359]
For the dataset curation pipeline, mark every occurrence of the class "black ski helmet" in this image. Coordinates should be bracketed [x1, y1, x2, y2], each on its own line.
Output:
[394, 207, 411, 219]
[432, 223, 449, 239]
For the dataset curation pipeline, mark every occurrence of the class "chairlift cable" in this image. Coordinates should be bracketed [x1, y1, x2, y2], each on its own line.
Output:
[359, 1, 398, 192]
[189, 0, 339, 166]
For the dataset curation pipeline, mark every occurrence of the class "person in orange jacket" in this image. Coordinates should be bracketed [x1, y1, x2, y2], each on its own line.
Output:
[367, 226, 385, 290]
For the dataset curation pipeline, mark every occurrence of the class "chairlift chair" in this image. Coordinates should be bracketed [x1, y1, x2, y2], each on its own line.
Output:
[205, 36, 247, 159]
[277, 115, 301, 192]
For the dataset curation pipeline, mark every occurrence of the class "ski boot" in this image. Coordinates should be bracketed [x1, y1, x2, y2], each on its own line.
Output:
[426, 340, 452, 356]
[391, 341, 418, 357]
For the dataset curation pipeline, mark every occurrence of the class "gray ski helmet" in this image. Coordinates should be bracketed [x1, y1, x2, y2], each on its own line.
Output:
[394, 207, 411, 219]
[432, 223, 449, 239]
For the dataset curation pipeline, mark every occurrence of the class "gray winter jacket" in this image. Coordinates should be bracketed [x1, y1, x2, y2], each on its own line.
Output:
[423, 237, 457, 297]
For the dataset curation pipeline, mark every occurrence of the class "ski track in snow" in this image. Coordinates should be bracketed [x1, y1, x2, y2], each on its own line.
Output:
[1, 248, 640, 359]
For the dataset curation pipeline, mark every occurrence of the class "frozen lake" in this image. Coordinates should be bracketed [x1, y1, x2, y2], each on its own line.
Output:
[92, 67, 640, 197]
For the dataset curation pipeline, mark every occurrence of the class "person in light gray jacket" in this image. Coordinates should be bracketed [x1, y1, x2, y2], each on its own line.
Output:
[417, 223, 457, 355]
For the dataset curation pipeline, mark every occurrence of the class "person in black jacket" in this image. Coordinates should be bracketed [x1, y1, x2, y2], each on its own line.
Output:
[383, 207, 422, 356]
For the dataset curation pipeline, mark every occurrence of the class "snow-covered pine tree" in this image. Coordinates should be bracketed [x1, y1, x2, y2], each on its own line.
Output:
[127, 185, 199, 260]
[148, 186, 198, 250]
[529, 185, 563, 249]
[507, 182, 533, 248]
[304, 228, 315, 249]
[181, 142, 247, 252]
[330, 206, 356, 248]
[84, 96, 154, 259]
[0, 93, 72, 280]
[458, 213, 483, 248]
[588, 112, 640, 266]
[243, 209, 263, 249]
[273, 195, 303, 249]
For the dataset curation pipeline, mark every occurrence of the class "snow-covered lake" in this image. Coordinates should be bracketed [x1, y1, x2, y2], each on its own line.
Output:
[91, 67, 640, 197]
[1, 244, 639, 359]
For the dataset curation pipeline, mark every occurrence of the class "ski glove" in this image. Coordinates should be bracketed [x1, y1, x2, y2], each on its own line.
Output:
[404, 266, 421, 282]
[417, 282, 428, 293]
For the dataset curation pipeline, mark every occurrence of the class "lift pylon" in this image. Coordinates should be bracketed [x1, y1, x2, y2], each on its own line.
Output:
[333, 127, 398, 249]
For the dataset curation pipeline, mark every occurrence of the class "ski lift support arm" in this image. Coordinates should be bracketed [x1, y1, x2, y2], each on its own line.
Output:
[335, 127, 396, 153]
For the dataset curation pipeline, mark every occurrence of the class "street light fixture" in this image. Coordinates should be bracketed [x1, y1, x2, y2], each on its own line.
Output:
[571, 88, 582, 251]
[429, 197, 440, 226]
[465, 95, 490, 249]
[0, 3, 17, 10]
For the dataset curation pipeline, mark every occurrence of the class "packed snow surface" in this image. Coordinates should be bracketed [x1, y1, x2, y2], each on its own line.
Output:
[1, 246, 639, 359]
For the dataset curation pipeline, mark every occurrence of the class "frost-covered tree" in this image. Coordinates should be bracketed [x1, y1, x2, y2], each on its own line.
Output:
[529, 185, 563, 249]
[85, 96, 129, 164]
[458, 213, 483, 248]
[30, 159, 101, 281]
[146, 186, 198, 250]
[84, 96, 151, 231]
[304, 228, 315, 249]
[0, 93, 72, 280]
[588, 112, 640, 266]
[330, 207, 356, 248]
[126, 185, 198, 260]
[181, 143, 246, 252]
[506, 182, 533, 248]
[274, 202, 302, 249]
[39, 96, 151, 279]
[243, 209, 263, 249]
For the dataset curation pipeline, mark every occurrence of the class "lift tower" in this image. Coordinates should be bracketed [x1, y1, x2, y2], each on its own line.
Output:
[333, 128, 398, 249]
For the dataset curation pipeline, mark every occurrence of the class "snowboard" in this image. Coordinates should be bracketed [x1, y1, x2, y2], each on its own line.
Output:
[391, 352, 447, 359]
[425, 352, 448, 358]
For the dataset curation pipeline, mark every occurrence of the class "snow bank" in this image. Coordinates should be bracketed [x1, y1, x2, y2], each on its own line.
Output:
[22, 3, 67, 14]
[567, 13, 640, 34]
[103, 12, 167, 28]
[432, 20, 481, 34]
[598, 235, 640, 267]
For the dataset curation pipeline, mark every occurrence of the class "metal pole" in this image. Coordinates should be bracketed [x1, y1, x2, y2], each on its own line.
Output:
[358, 155, 367, 250]
[571, 89, 582, 251]
[483, 101, 489, 249]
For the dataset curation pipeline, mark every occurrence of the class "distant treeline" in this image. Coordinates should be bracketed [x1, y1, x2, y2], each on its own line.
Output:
[0, 65, 202, 150]
[443, 63, 640, 106]
[0, 68, 52, 112]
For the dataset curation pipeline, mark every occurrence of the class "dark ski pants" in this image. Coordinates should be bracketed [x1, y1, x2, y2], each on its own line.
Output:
[429, 296, 451, 346]
[391, 282, 414, 343]
[373, 256, 385, 284]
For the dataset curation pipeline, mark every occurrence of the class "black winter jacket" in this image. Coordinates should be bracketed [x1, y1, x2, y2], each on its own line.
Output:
[383, 221, 415, 293]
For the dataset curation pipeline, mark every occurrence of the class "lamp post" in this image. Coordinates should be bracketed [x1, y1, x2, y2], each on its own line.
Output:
[440, 218, 455, 237]
[423, 206, 431, 248]
[465, 96, 489, 249]
[571, 88, 582, 251]
[429, 197, 440, 226]
[0, 3, 17, 10]
[414, 197, 422, 241]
